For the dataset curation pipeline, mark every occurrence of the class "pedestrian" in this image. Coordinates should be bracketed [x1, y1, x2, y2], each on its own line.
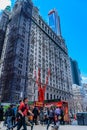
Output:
[55, 107, 61, 117]
[44, 107, 49, 124]
[32, 106, 39, 125]
[5, 105, 14, 130]
[39, 108, 44, 125]
[17, 97, 34, 130]
[28, 106, 34, 130]
[46, 107, 55, 130]
[0, 105, 4, 129]
[60, 107, 64, 125]
[12, 100, 23, 128]
[11, 105, 16, 127]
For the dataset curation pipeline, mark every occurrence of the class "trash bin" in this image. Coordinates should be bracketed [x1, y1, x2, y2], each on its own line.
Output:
[76, 113, 84, 125]
[83, 113, 87, 125]
[77, 112, 87, 125]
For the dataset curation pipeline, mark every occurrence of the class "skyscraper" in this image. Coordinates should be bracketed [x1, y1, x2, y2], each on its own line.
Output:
[48, 9, 61, 36]
[0, 6, 11, 59]
[0, 0, 72, 103]
[70, 58, 81, 86]
[11, 0, 16, 8]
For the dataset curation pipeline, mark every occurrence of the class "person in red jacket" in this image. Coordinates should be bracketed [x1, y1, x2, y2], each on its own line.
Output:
[17, 97, 33, 130]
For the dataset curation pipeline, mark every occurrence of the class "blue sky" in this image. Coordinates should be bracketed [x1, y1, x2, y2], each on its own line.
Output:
[32, 0, 87, 78]
[0, 0, 87, 81]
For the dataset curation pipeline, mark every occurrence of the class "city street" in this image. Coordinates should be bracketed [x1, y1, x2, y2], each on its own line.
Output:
[0, 0, 87, 130]
[0, 123, 87, 130]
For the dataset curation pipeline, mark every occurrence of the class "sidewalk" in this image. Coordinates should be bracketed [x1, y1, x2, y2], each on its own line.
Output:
[0, 123, 87, 130]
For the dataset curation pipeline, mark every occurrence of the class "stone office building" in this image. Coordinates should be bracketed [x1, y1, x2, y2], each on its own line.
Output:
[0, 0, 72, 103]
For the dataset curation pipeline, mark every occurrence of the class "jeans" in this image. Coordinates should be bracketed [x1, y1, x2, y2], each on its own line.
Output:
[29, 121, 34, 130]
[47, 117, 55, 130]
[17, 116, 27, 130]
[7, 116, 12, 129]
[33, 115, 38, 125]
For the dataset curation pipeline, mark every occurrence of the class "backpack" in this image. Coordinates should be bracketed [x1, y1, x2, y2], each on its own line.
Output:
[6, 108, 13, 117]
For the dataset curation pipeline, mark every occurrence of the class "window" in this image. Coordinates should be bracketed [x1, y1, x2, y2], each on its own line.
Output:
[20, 53, 23, 57]
[39, 54, 41, 58]
[42, 23, 44, 28]
[18, 64, 22, 69]
[60, 96, 61, 100]
[39, 20, 41, 25]
[22, 30, 25, 34]
[38, 63, 41, 67]
[47, 93, 49, 100]
[54, 95, 55, 99]
[19, 58, 23, 63]
[24, 18, 26, 22]
[39, 46, 41, 50]
[26, 66, 28, 71]
[20, 48, 24, 52]
[22, 34, 25, 38]
[50, 32, 52, 36]
[21, 43, 24, 48]
[16, 86, 20, 91]
[45, 26, 47, 31]
[23, 22, 26, 26]
[31, 49, 34, 53]
[23, 26, 25, 30]
[39, 59, 41, 62]
[18, 70, 21, 74]
[50, 94, 52, 99]
[22, 39, 24, 42]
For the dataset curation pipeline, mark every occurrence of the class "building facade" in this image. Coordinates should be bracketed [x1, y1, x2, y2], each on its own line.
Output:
[83, 83, 87, 111]
[83, 84, 87, 96]
[70, 58, 81, 86]
[48, 9, 61, 36]
[0, 6, 11, 59]
[0, 0, 72, 103]
[72, 84, 84, 113]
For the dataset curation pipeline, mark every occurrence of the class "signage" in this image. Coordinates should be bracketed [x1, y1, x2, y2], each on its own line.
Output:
[35, 101, 44, 107]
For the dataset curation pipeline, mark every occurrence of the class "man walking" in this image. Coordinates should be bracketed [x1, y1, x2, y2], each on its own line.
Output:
[17, 97, 33, 130]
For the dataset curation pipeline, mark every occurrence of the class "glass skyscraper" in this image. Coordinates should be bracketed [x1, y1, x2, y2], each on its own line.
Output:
[70, 58, 81, 86]
[11, 0, 16, 8]
[48, 9, 61, 36]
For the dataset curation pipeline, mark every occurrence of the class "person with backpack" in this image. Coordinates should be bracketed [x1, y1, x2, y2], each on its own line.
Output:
[32, 106, 39, 125]
[5, 105, 15, 130]
[17, 97, 34, 130]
